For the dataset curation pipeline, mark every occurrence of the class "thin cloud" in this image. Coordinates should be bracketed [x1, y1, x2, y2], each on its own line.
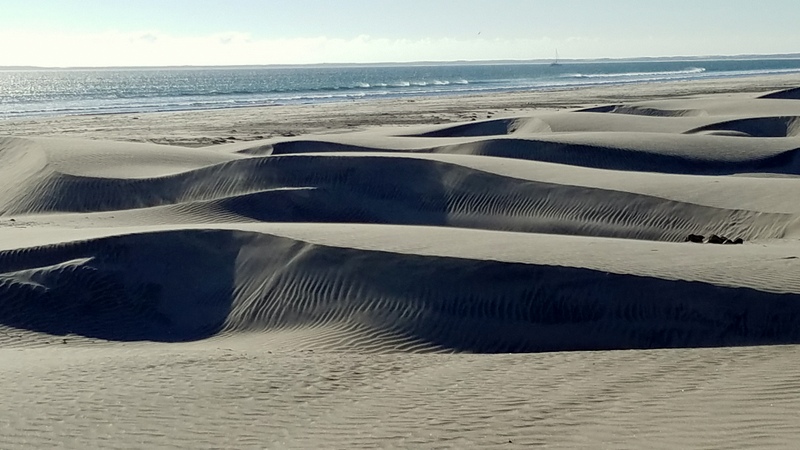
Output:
[0, 29, 788, 67]
[0, 30, 564, 67]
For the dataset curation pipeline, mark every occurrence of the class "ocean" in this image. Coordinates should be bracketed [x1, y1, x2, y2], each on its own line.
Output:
[2, 58, 800, 120]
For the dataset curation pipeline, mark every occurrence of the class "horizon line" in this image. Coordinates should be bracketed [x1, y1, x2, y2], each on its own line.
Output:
[2, 52, 800, 70]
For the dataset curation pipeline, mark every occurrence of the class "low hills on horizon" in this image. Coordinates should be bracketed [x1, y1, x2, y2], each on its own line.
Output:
[2, 52, 800, 71]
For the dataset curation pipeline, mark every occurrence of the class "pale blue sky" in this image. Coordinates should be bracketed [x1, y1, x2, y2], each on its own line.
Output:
[1, 0, 797, 66]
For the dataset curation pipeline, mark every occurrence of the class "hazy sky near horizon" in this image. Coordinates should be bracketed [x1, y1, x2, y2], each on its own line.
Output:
[1, 0, 797, 67]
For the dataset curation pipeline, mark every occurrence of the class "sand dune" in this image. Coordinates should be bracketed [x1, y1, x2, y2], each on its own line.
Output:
[4, 224, 800, 354]
[3, 87, 800, 352]
[3, 78, 800, 447]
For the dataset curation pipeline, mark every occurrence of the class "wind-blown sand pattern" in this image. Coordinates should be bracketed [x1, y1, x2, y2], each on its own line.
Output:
[2, 78, 800, 447]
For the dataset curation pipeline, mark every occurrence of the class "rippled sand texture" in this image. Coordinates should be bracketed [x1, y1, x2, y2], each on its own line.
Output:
[2, 84, 800, 447]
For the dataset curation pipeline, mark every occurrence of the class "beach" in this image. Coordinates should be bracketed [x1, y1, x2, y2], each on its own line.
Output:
[2, 73, 800, 447]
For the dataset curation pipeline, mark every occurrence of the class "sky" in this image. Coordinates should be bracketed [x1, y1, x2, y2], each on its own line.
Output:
[0, 0, 797, 67]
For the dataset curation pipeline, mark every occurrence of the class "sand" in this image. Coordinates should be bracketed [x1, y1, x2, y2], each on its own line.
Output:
[2, 74, 800, 448]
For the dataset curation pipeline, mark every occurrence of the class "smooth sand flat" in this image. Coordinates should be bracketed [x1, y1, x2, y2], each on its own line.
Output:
[2, 75, 800, 448]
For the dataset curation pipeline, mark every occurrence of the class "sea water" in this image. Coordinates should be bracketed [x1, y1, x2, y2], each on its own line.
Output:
[1, 58, 800, 120]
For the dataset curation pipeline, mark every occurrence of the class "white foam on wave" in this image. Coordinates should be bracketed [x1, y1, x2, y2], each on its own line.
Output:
[564, 67, 707, 79]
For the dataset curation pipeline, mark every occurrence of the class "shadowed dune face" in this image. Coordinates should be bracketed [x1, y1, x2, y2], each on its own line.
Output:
[410, 117, 552, 137]
[0, 230, 237, 342]
[577, 104, 708, 117]
[2, 230, 800, 352]
[2, 88, 800, 353]
[685, 116, 800, 137]
[432, 136, 800, 175]
[759, 87, 800, 100]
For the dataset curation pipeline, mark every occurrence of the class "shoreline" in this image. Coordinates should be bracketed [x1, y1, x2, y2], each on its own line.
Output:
[2, 72, 799, 147]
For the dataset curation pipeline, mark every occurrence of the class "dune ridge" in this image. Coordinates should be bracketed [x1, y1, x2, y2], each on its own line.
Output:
[3, 227, 800, 353]
[2, 148, 795, 242]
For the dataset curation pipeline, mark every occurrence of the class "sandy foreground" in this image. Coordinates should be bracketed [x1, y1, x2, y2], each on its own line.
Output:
[1, 74, 800, 448]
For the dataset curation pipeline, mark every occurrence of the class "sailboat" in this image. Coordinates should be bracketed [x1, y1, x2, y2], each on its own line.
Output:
[550, 49, 562, 67]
